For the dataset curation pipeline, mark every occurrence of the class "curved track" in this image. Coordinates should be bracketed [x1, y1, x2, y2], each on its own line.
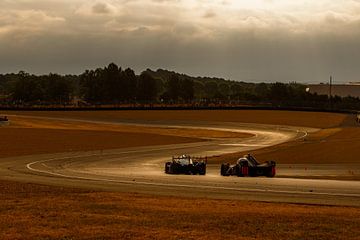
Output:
[1, 118, 360, 206]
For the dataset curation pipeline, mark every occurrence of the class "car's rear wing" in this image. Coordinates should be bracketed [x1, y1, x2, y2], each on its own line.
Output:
[192, 156, 208, 164]
[172, 156, 208, 164]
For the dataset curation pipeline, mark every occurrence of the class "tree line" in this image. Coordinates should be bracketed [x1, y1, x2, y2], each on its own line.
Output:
[1, 63, 360, 111]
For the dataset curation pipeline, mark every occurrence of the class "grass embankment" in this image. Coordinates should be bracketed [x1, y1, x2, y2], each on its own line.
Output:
[1, 180, 359, 240]
[0, 116, 251, 158]
[202, 112, 360, 165]
[210, 121, 360, 165]
[0, 128, 199, 158]
[4, 109, 346, 128]
[2, 110, 351, 163]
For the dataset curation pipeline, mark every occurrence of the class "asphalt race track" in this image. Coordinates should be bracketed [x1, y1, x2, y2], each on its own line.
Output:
[1, 117, 360, 206]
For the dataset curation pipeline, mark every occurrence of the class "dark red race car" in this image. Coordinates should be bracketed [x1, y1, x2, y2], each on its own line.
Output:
[221, 154, 276, 177]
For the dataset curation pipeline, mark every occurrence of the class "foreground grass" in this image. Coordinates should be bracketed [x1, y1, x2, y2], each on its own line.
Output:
[1, 180, 359, 240]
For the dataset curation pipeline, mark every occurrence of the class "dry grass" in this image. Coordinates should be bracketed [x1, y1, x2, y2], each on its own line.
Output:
[0, 115, 253, 158]
[209, 127, 360, 164]
[4, 110, 347, 128]
[1, 111, 356, 163]
[0, 180, 359, 240]
[0, 128, 199, 158]
[9, 116, 252, 139]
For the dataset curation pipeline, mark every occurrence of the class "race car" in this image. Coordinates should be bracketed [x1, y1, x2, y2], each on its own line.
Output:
[0, 116, 8, 122]
[221, 154, 276, 177]
[165, 155, 207, 175]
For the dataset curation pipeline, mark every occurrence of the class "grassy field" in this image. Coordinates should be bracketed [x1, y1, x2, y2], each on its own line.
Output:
[0, 115, 251, 158]
[4, 109, 347, 128]
[3, 110, 358, 164]
[1, 180, 359, 240]
[0, 128, 200, 158]
[210, 126, 360, 164]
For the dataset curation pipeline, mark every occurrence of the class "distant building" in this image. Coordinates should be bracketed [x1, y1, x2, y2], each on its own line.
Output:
[307, 83, 360, 98]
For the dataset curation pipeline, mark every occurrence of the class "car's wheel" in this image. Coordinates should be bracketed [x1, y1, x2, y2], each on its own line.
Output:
[267, 166, 276, 178]
[170, 163, 178, 174]
[165, 162, 172, 174]
[199, 164, 206, 175]
[256, 169, 264, 176]
[221, 163, 230, 176]
[234, 165, 241, 177]
[239, 161, 249, 177]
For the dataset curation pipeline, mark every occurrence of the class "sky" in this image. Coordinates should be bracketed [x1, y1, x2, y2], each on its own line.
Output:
[1, 0, 360, 83]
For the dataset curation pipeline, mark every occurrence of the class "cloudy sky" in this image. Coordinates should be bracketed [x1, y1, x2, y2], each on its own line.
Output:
[1, 0, 360, 83]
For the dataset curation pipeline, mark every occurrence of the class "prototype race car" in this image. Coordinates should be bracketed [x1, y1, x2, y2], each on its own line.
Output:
[221, 154, 276, 177]
[0, 116, 8, 122]
[165, 155, 207, 175]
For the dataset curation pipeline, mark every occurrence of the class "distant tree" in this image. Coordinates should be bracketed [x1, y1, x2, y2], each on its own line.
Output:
[193, 81, 205, 99]
[12, 72, 43, 103]
[180, 78, 194, 102]
[166, 74, 181, 102]
[123, 68, 138, 102]
[104, 63, 122, 102]
[255, 83, 269, 100]
[45, 74, 72, 103]
[219, 83, 230, 100]
[204, 81, 219, 99]
[137, 72, 158, 102]
[229, 83, 243, 100]
[80, 69, 104, 103]
[7, 63, 360, 110]
[269, 82, 289, 103]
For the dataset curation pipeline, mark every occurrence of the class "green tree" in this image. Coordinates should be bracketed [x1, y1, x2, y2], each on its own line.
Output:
[167, 74, 181, 102]
[137, 72, 158, 102]
[123, 68, 138, 102]
[204, 81, 219, 99]
[180, 78, 194, 102]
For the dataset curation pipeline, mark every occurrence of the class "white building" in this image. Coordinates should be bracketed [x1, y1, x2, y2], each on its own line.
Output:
[307, 83, 360, 98]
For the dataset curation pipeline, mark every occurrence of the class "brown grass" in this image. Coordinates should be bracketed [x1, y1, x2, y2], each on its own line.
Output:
[0, 128, 200, 158]
[0, 180, 359, 240]
[1, 111, 357, 163]
[9, 116, 252, 139]
[4, 110, 347, 128]
[0, 115, 253, 158]
[209, 127, 360, 164]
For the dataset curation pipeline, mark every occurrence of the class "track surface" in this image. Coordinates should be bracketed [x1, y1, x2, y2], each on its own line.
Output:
[1, 118, 360, 206]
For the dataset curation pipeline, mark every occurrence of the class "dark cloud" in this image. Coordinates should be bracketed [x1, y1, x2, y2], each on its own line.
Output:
[1, 0, 360, 83]
[203, 10, 216, 18]
[92, 3, 111, 14]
